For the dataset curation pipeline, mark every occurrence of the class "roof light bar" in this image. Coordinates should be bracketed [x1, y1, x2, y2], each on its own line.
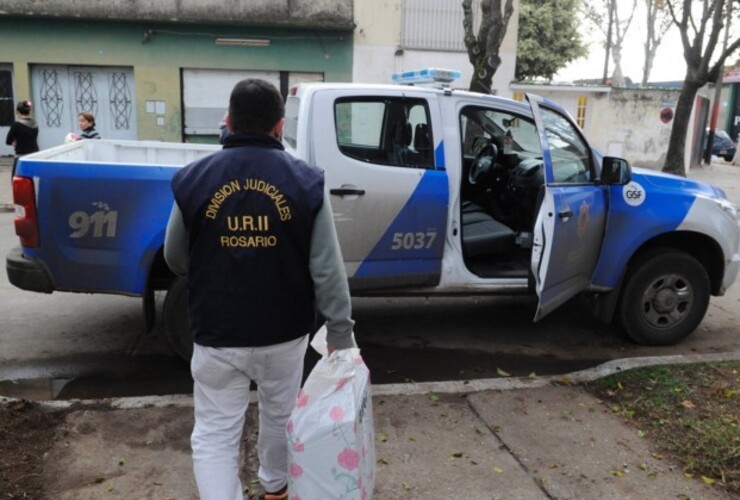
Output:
[392, 68, 461, 85]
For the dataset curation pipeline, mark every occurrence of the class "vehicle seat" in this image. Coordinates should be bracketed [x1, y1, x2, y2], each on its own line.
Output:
[412, 123, 433, 167]
[461, 202, 516, 257]
[389, 121, 412, 166]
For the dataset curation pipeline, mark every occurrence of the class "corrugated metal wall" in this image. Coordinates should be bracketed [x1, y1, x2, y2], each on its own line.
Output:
[401, 0, 480, 52]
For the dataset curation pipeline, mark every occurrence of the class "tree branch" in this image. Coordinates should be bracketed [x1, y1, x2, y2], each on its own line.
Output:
[462, 0, 481, 64]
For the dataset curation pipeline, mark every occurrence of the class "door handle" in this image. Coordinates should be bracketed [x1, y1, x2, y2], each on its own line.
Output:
[330, 188, 366, 196]
[558, 209, 573, 222]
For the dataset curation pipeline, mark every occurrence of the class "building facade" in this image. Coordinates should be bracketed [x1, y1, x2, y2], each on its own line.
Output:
[353, 0, 519, 96]
[0, 0, 354, 152]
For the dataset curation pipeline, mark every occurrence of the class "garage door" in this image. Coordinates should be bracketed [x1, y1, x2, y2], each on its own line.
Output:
[182, 69, 323, 140]
[32, 65, 137, 150]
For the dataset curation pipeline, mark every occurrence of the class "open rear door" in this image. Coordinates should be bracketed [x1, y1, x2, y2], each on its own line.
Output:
[527, 94, 608, 321]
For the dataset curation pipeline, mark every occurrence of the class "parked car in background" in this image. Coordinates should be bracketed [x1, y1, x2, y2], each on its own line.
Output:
[706, 129, 737, 161]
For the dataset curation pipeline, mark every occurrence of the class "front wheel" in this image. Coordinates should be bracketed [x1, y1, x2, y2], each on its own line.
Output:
[163, 277, 193, 361]
[617, 248, 710, 345]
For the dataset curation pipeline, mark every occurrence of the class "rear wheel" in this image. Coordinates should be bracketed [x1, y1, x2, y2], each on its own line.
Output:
[618, 248, 710, 345]
[163, 277, 192, 361]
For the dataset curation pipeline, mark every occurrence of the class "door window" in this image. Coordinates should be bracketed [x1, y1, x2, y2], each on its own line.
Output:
[540, 107, 591, 184]
[335, 97, 433, 169]
[460, 107, 540, 156]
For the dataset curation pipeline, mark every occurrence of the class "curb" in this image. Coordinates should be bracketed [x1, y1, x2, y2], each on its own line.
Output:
[6, 351, 739, 411]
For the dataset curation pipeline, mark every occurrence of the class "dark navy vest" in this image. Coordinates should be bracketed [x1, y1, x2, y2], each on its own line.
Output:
[172, 133, 324, 347]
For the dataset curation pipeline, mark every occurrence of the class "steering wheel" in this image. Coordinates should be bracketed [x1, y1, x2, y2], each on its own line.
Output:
[468, 143, 498, 185]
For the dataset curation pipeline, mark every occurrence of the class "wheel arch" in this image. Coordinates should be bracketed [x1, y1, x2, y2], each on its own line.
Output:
[147, 246, 177, 292]
[594, 230, 724, 324]
[627, 231, 724, 295]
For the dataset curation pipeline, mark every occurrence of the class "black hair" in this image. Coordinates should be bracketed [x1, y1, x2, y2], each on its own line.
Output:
[228, 79, 284, 135]
[16, 100, 31, 115]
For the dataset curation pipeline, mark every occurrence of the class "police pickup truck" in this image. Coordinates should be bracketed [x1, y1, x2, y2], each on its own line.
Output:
[7, 69, 740, 360]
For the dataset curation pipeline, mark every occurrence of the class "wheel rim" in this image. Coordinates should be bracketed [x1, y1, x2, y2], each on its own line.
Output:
[639, 273, 693, 330]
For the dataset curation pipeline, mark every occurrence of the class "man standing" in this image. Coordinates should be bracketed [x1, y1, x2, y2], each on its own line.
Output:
[164, 79, 355, 500]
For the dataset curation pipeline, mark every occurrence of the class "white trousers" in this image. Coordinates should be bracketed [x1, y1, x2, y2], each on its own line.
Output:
[191, 335, 308, 500]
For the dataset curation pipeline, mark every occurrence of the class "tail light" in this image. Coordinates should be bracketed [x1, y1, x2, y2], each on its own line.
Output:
[13, 176, 39, 248]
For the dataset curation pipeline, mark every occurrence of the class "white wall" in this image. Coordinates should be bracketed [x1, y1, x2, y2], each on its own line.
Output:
[510, 84, 689, 171]
[588, 89, 680, 170]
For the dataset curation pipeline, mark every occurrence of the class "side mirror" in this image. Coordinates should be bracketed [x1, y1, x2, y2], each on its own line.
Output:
[601, 156, 631, 185]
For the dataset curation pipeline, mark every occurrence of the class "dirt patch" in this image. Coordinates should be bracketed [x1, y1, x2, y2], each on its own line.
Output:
[0, 400, 68, 498]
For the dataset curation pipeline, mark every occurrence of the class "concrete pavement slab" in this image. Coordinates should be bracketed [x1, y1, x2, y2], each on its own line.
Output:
[467, 385, 734, 500]
[372, 392, 547, 499]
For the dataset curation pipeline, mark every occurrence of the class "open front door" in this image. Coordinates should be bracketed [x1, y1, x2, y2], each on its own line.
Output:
[527, 94, 608, 321]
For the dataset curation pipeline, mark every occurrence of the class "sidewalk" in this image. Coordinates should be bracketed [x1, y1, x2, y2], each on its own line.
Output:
[0, 156, 12, 212]
[18, 352, 739, 500]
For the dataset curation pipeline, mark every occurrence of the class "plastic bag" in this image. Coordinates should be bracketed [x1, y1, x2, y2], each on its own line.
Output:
[287, 326, 375, 499]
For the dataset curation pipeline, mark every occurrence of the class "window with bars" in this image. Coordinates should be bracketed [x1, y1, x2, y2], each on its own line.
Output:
[576, 95, 588, 129]
[401, 0, 481, 51]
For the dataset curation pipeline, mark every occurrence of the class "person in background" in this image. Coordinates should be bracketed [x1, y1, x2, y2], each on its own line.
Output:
[164, 79, 356, 500]
[5, 100, 39, 180]
[77, 112, 101, 140]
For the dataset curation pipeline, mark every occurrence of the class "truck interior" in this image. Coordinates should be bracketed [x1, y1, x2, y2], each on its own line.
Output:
[459, 106, 545, 279]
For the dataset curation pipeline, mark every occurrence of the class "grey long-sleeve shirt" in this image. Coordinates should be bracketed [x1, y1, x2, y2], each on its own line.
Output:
[164, 190, 356, 350]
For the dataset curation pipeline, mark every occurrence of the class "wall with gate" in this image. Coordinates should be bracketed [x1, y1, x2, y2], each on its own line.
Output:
[0, 17, 352, 146]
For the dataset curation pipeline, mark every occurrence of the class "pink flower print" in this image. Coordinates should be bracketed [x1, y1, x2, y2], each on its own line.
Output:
[329, 405, 345, 422]
[337, 448, 359, 471]
[286, 419, 293, 434]
[354, 355, 364, 365]
[293, 441, 305, 452]
[336, 377, 349, 390]
[296, 390, 309, 408]
[290, 462, 303, 478]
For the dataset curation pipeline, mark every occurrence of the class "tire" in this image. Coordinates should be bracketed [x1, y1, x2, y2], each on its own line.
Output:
[163, 277, 193, 361]
[618, 248, 710, 345]
[142, 287, 155, 332]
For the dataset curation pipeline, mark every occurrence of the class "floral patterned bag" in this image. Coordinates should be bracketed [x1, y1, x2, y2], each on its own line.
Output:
[287, 328, 375, 499]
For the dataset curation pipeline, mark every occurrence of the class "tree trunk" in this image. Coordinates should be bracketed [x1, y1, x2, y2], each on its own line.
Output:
[469, 55, 502, 94]
[663, 79, 702, 176]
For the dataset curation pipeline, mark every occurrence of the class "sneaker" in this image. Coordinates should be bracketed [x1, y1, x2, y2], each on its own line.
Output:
[261, 485, 288, 500]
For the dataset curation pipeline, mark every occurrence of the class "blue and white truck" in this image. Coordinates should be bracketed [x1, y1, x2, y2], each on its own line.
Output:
[7, 70, 740, 359]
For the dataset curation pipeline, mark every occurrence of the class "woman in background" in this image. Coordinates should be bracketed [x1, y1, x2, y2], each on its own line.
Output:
[77, 112, 101, 140]
[5, 100, 39, 181]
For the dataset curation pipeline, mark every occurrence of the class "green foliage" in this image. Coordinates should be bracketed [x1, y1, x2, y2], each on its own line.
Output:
[515, 0, 588, 81]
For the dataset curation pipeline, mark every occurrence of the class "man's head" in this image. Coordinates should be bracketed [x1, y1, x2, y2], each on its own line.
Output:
[227, 79, 285, 138]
